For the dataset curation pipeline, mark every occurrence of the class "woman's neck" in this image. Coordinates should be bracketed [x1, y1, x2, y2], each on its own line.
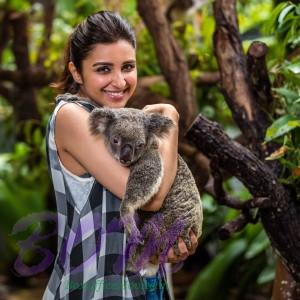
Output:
[75, 93, 102, 108]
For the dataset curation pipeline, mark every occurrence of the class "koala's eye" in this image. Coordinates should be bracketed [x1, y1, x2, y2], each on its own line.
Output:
[136, 143, 145, 149]
[113, 137, 119, 144]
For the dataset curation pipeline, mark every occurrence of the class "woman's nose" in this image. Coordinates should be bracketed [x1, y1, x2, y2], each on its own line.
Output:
[111, 71, 126, 89]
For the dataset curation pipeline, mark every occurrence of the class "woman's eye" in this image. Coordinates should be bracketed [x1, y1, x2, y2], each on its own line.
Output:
[96, 66, 111, 73]
[122, 64, 135, 72]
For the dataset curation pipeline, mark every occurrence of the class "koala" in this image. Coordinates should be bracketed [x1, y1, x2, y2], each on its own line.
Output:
[89, 107, 203, 276]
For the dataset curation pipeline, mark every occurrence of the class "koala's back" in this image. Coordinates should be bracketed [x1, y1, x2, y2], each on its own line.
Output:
[160, 155, 203, 238]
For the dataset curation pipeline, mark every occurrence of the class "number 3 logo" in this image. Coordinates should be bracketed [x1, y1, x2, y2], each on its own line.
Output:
[11, 211, 57, 277]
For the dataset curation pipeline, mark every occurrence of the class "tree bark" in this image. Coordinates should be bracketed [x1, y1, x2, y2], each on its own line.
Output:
[186, 114, 300, 282]
[213, 0, 271, 154]
[0, 8, 55, 141]
[137, 0, 197, 133]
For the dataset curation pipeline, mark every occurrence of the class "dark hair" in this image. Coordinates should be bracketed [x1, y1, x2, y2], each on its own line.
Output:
[52, 11, 136, 94]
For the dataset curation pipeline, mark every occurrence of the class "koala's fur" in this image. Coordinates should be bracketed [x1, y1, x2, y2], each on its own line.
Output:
[89, 107, 203, 276]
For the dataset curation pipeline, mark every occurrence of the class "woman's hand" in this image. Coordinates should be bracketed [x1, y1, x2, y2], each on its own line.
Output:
[142, 103, 179, 126]
[166, 230, 198, 263]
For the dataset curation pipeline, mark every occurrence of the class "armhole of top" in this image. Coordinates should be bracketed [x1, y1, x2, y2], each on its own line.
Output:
[52, 100, 94, 182]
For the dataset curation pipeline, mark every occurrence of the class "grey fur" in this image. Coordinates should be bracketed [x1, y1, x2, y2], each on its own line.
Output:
[89, 107, 203, 275]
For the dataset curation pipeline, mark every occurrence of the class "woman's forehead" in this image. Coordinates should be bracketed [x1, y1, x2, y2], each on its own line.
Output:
[85, 40, 136, 63]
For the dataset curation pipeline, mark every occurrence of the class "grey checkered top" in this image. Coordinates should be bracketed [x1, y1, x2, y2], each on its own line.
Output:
[42, 94, 171, 299]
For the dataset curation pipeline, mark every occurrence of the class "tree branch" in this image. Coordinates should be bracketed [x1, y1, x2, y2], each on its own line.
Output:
[0, 68, 53, 86]
[36, 0, 55, 67]
[186, 113, 300, 282]
[0, 11, 11, 63]
[218, 213, 250, 240]
[213, 0, 270, 151]
[10, 12, 30, 71]
[247, 41, 274, 113]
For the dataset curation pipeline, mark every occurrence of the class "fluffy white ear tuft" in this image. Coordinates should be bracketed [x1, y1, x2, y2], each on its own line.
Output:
[88, 108, 115, 135]
[144, 113, 174, 138]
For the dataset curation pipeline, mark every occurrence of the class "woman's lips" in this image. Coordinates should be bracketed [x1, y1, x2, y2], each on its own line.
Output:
[103, 89, 127, 100]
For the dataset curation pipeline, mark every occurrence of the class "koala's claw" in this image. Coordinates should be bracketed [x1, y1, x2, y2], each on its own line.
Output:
[183, 236, 192, 251]
[172, 242, 181, 257]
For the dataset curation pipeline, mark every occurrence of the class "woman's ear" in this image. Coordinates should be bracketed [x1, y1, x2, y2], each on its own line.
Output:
[68, 61, 83, 84]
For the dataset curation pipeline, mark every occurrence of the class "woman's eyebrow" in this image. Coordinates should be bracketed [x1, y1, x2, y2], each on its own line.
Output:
[92, 62, 113, 67]
[122, 60, 136, 64]
[92, 60, 136, 67]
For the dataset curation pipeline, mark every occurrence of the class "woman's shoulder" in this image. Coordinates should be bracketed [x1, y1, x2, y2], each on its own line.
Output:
[53, 97, 130, 200]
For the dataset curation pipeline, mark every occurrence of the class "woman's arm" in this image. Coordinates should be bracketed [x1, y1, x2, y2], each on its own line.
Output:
[55, 102, 178, 212]
[56, 103, 130, 198]
[56, 102, 197, 260]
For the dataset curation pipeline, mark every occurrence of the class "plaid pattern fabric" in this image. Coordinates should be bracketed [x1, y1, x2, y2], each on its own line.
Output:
[42, 95, 171, 300]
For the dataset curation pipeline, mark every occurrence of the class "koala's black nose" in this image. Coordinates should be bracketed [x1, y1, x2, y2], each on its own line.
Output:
[120, 144, 133, 164]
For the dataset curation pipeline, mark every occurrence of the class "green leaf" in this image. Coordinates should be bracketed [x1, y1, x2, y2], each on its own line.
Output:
[14, 142, 31, 157]
[8, 0, 31, 12]
[286, 61, 300, 74]
[278, 4, 295, 25]
[273, 87, 299, 101]
[257, 264, 275, 284]
[186, 240, 247, 300]
[244, 230, 270, 259]
[265, 2, 289, 33]
[265, 115, 300, 141]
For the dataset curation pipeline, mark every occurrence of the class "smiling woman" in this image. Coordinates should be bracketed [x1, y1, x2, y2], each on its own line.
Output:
[44, 10, 197, 300]
[68, 41, 137, 108]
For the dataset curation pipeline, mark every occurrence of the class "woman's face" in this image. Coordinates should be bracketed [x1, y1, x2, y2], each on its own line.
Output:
[71, 40, 137, 108]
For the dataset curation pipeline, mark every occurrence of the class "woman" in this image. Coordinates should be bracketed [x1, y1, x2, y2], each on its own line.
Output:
[43, 10, 197, 300]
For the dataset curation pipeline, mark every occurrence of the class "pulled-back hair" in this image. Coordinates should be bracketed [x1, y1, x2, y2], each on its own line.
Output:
[52, 11, 136, 94]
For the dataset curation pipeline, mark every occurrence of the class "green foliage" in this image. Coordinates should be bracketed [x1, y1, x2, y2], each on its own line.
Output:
[0, 123, 49, 266]
[265, 1, 300, 55]
[6, 0, 31, 12]
[187, 239, 248, 300]
[187, 220, 274, 299]
[265, 2, 300, 200]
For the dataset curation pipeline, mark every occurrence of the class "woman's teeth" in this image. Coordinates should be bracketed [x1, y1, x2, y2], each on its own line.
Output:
[104, 90, 125, 98]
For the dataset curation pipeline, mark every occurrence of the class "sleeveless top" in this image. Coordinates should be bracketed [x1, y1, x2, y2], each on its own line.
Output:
[42, 93, 172, 300]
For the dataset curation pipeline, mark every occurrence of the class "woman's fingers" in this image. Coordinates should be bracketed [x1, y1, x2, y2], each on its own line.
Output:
[142, 103, 179, 124]
[167, 238, 188, 263]
[188, 230, 198, 255]
[166, 231, 199, 263]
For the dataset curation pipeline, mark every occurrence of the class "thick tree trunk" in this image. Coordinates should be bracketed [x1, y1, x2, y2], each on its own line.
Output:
[137, 0, 197, 133]
[0, 8, 55, 141]
[9, 12, 40, 125]
[213, 0, 271, 154]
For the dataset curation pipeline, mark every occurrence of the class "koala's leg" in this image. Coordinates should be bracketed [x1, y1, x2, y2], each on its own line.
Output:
[120, 204, 142, 243]
[125, 150, 163, 209]
[120, 150, 163, 241]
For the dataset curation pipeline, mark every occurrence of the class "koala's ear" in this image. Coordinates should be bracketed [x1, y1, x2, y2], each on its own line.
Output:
[89, 108, 115, 135]
[145, 113, 175, 138]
